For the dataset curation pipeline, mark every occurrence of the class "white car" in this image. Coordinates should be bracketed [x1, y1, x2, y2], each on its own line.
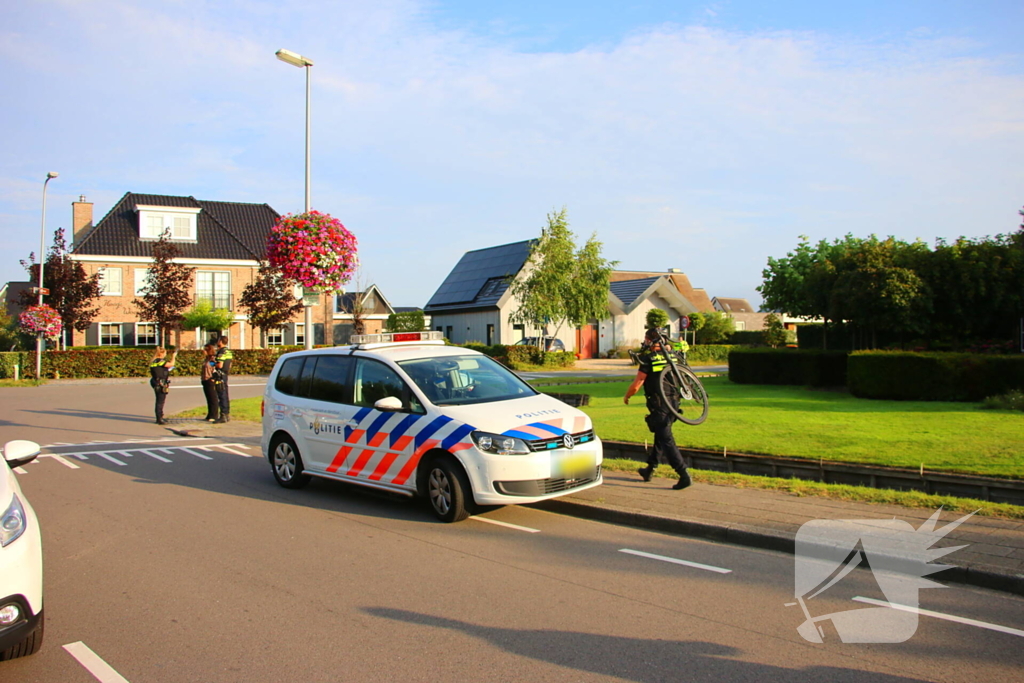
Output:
[0, 440, 44, 661]
[262, 332, 603, 522]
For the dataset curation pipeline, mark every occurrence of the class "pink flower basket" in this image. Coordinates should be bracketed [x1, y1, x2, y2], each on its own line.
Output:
[266, 210, 359, 291]
[20, 304, 62, 338]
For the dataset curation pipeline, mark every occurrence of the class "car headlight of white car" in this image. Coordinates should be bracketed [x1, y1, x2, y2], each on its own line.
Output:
[1, 493, 27, 547]
[471, 431, 531, 455]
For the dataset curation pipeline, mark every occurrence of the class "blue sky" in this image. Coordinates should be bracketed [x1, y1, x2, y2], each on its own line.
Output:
[2, 0, 1023, 310]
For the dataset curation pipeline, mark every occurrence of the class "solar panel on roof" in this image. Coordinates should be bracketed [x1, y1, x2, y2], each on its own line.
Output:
[425, 240, 534, 308]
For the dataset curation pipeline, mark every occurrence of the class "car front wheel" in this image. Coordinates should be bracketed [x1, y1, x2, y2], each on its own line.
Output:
[426, 456, 471, 523]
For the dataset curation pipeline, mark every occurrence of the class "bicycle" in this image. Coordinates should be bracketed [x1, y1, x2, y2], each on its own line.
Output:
[630, 329, 709, 425]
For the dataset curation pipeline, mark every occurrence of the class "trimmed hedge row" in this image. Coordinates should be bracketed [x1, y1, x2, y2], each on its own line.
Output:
[728, 348, 848, 386]
[0, 348, 283, 379]
[847, 351, 1024, 401]
[504, 345, 575, 369]
[686, 344, 734, 364]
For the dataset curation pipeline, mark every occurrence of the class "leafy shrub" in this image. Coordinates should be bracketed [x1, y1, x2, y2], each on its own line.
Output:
[848, 351, 1024, 401]
[505, 345, 574, 370]
[982, 390, 1024, 412]
[686, 345, 734, 364]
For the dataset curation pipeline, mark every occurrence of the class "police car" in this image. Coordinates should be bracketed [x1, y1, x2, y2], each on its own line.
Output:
[261, 332, 603, 522]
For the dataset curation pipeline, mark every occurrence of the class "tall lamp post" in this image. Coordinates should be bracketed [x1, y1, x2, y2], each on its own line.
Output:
[36, 171, 58, 379]
[275, 48, 316, 350]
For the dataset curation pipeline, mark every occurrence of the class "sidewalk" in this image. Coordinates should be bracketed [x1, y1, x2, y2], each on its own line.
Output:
[175, 419, 1024, 596]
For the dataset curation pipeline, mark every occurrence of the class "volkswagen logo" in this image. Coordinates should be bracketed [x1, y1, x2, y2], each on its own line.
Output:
[562, 433, 575, 450]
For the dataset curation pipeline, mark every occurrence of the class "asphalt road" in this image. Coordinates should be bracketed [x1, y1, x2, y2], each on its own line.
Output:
[2, 383, 1023, 682]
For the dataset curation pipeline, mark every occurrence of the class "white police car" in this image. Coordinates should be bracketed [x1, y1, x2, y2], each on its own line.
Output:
[261, 332, 603, 522]
[0, 440, 44, 661]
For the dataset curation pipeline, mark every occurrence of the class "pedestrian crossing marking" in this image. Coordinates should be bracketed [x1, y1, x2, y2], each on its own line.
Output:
[17, 443, 255, 473]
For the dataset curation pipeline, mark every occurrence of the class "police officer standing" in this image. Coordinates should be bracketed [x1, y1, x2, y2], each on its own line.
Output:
[623, 328, 692, 490]
[213, 335, 233, 423]
[149, 346, 176, 425]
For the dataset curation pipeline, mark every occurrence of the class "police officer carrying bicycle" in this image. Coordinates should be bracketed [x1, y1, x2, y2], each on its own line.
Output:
[623, 327, 692, 490]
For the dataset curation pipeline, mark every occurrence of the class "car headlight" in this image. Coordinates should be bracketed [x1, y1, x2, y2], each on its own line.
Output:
[471, 431, 531, 455]
[1, 493, 27, 547]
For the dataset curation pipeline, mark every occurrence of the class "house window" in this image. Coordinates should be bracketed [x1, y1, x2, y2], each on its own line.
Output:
[487, 324, 494, 346]
[134, 268, 150, 296]
[98, 267, 122, 296]
[445, 326, 453, 341]
[197, 271, 231, 309]
[513, 324, 525, 341]
[136, 323, 158, 346]
[137, 205, 200, 241]
[100, 323, 122, 346]
[295, 323, 305, 346]
[267, 327, 284, 346]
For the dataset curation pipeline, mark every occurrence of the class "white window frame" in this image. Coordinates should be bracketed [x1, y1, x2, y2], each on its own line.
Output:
[136, 205, 200, 241]
[99, 323, 122, 346]
[134, 268, 150, 297]
[135, 322, 158, 346]
[267, 327, 284, 346]
[98, 267, 122, 296]
[294, 323, 305, 346]
[196, 271, 232, 310]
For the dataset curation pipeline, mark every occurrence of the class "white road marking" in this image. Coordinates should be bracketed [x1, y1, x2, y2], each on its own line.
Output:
[43, 437, 212, 449]
[63, 641, 131, 683]
[853, 597, 1024, 638]
[13, 466, 27, 474]
[619, 548, 732, 574]
[180, 447, 214, 460]
[140, 449, 172, 463]
[42, 454, 81, 469]
[212, 445, 253, 457]
[95, 452, 127, 466]
[470, 516, 541, 533]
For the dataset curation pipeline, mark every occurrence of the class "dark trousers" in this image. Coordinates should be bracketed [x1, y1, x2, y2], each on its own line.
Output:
[645, 410, 687, 473]
[202, 380, 220, 420]
[153, 386, 167, 422]
[216, 375, 230, 416]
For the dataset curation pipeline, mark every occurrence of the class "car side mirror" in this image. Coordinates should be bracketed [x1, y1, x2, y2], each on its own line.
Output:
[3, 440, 41, 469]
[374, 396, 403, 412]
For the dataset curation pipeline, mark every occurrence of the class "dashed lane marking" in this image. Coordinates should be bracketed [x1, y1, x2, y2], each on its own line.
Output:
[470, 516, 541, 533]
[853, 597, 1024, 638]
[619, 548, 733, 574]
[63, 641, 131, 683]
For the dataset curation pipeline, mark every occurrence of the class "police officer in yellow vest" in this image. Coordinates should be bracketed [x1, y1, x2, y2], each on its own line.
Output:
[213, 335, 233, 423]
[623, 328, 692, 490]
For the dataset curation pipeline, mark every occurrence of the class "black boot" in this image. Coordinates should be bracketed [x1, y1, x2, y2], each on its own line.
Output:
[638, 465, 653, 482]
[672, 470, 692, 490]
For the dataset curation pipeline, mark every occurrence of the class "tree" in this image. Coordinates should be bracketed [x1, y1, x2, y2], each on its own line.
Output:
[133, 230, 195, 346]
[645, 308, 669, 330]
[762, 312, 788, 348]
[237, 261, 303, 347]
[181, 300, 236, 346]
[386, 310, 425, 332]
[19, 227, 102, 349]
[507, 208, 616, 341]
[692, 311, 735, 344]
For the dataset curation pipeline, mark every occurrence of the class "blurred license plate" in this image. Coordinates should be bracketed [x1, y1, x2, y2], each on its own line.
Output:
[552, 452, 595, 480]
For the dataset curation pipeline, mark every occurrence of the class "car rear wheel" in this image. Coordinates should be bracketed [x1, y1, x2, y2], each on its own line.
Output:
[271, 436, 311, 489]
[426, 456, 471, 523]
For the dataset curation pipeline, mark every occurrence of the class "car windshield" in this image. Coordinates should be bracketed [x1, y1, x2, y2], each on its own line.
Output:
[398, 355, 538, 406]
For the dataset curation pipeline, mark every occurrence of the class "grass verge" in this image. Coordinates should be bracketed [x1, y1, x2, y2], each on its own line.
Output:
[175, 398, 263, 423]
[0, 379, 46, 387]
[602, 458, 1024, 520]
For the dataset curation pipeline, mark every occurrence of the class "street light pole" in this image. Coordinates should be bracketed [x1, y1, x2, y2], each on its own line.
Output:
[276, 48, 315, 350]
[36, 172, 58, 379]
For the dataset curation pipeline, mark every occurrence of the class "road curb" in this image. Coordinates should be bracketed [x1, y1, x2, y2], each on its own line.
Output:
[534, 498, 1024, 597]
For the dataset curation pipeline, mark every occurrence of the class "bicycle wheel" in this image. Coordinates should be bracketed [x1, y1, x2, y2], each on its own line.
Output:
[659, 363, 709, 425]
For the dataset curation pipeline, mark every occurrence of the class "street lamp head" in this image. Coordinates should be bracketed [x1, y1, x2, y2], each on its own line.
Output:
[46, 172, 58, 179]
[276, 48, 313, 68]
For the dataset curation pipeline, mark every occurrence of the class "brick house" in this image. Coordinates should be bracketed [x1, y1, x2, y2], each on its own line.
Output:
[67, 192, 389, 349]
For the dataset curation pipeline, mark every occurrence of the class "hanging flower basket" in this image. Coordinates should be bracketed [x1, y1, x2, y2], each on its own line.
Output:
[20, 304, 62, 339]
[266, 210, 358, 292]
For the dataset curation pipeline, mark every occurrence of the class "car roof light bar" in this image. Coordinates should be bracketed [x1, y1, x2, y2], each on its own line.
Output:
[349, 331, 445, 348]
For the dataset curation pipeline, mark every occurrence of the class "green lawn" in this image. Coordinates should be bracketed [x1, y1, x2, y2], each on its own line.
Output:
[562, 377, 1024, 479]
[193, 377, 1024, 478]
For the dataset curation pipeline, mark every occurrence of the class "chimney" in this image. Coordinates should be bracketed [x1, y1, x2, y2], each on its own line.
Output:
[667, 268, 681, 273]
[72, 195, 93, 248]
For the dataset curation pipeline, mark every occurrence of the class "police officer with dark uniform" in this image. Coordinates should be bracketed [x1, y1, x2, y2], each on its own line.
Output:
[623, 328, 692, 490]
[213, 335, 233, 423]
[149, 346, 176, 425]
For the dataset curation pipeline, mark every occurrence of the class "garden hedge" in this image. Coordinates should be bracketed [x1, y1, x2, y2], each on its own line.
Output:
[0, 348, 284, 379]
[847, 351, 1024, 401]
[504, 345, 575, 370]
[728, 348, 848, 386]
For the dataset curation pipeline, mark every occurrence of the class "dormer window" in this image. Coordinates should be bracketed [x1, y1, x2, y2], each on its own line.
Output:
[136, 205, 201, 241]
